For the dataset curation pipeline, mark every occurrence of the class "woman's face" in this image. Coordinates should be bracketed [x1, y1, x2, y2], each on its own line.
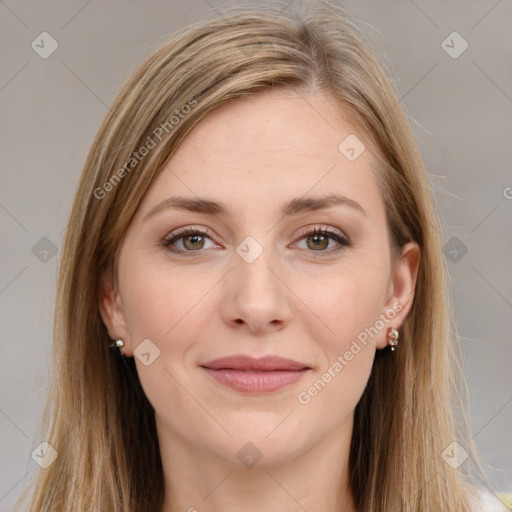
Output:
[100, 87, 419, 467]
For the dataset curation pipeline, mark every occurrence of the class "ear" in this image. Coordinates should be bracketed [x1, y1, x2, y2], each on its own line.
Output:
[98, 266, 133, 357]
[376, 241, 421, 349]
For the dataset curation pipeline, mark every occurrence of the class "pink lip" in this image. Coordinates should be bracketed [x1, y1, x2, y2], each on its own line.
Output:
[200, 355, 310, 393]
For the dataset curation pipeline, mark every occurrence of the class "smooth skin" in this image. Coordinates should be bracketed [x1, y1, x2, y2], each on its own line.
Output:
[100, 87, 420, 512]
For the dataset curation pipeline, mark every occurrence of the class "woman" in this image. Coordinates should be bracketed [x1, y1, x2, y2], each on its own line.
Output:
[15, 2, 506, 511]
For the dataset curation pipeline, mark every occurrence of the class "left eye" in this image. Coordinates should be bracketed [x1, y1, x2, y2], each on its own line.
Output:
[294, 227, 350, 253]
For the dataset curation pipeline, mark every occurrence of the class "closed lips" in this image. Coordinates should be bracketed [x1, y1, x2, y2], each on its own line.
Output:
[200, 355, 311, 393]
[200, 355, 310, 371]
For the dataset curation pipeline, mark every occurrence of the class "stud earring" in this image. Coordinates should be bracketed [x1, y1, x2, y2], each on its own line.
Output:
[386, 328, 399, 351]
[109, 338, 124, 353]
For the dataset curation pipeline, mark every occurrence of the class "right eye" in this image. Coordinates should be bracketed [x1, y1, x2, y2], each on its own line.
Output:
[161, 227, 219, 255]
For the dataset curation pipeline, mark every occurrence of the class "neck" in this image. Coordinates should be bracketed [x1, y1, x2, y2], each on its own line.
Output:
[157, 416, 357, 512]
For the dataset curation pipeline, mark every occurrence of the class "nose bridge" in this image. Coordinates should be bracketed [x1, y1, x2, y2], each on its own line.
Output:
[223, 234, 291, 330]
[234, 236, 280, 298]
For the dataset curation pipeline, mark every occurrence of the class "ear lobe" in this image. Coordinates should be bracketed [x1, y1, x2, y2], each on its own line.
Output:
[98, 266, 130, 345]
[377, 241, 421, 349]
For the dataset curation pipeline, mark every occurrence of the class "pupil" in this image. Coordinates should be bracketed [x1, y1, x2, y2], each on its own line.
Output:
[185, 235, 203, 249]
[309, 234, 327, 250]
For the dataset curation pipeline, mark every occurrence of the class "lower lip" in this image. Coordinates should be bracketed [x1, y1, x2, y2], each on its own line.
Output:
[201, 368, 309, 393]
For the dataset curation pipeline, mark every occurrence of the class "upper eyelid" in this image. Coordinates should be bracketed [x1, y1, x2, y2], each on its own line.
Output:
[297, 225, 347, 239]
[163, 225, 348, 247]
[164, 225, 345, 238]
[163, 226, 213, 243]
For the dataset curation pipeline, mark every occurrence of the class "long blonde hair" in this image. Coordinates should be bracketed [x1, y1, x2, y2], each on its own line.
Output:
[16, 2, 488, 510]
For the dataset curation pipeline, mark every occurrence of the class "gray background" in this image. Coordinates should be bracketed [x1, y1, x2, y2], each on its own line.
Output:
[1, 1, 511, 510]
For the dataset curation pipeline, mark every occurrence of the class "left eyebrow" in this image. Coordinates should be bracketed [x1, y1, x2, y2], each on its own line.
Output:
[281, 194, 366, 217]
[142, 193, 367, 222]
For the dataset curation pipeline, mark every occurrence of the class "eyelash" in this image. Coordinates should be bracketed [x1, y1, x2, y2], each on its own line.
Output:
[161, 226, 350, 257]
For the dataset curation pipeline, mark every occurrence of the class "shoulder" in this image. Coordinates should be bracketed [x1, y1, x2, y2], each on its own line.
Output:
[468, 488, 510, 512]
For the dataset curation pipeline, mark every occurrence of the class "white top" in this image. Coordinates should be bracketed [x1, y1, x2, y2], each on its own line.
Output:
[470, 489, 510, 511]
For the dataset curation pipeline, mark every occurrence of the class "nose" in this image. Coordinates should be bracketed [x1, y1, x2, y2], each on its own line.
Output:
[221, 246, 293, 334]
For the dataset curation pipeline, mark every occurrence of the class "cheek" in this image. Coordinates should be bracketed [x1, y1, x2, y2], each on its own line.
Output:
[296, 271, 383, 416]
[296, 343, 374, 433]
[118, 255, 206, 346]
[294, 262, 386, 407]
[117, 257, 210, 427]
[306, 262, 387, 412]
[297, 262, 388, 348]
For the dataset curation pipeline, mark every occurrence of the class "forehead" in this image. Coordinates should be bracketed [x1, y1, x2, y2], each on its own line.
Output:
[137, 88, 385, 221]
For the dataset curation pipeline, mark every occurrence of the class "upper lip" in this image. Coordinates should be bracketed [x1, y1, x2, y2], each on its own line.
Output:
[200, 355, 310, 371]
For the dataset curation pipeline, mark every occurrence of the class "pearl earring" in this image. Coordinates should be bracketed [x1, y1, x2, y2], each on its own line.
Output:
[109, 338, 124, 353]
